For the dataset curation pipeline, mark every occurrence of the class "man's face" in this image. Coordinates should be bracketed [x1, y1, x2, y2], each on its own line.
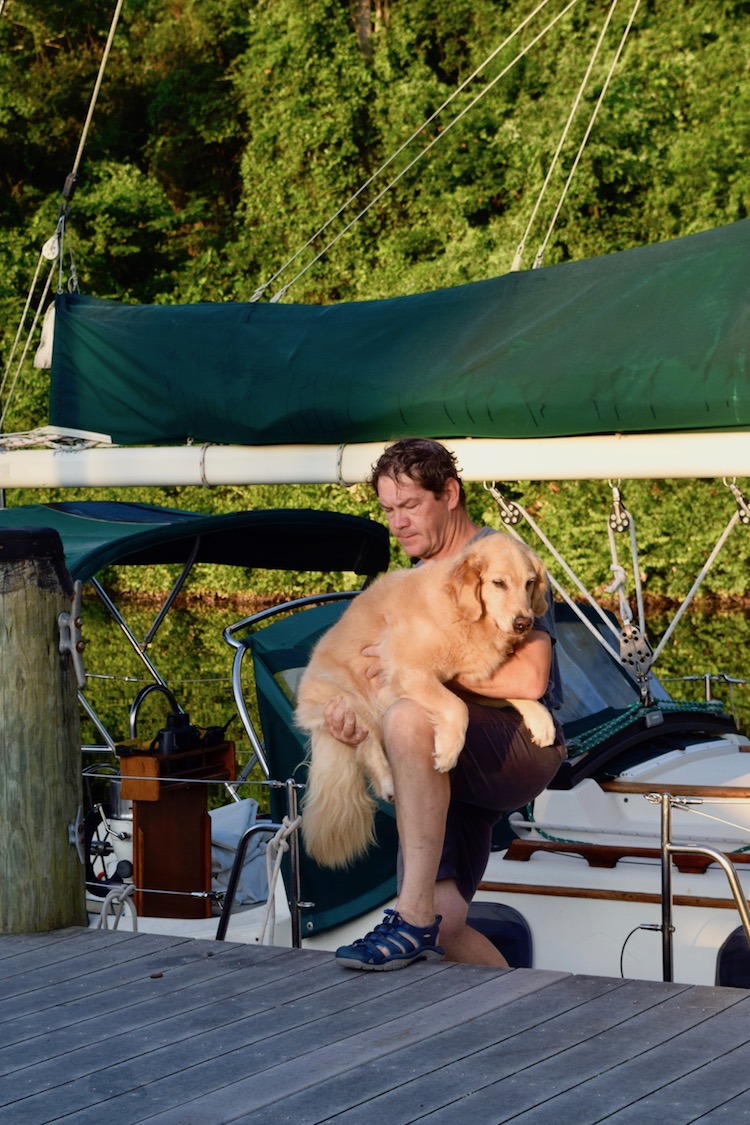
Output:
[376, 472, 456, 560]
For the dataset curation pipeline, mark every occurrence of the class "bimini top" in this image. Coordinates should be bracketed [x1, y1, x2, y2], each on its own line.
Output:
[0, 502, 390, 582]
[48, 219, 750, 447]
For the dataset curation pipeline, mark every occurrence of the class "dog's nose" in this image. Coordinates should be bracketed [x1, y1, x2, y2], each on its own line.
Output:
[513, 615, 532, 634]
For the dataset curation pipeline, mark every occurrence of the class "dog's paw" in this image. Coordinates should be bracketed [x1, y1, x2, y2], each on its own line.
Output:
[433, 745, 461, 773]
[508, 699, 556, 749]
[379, 779, 395, 804]
[374, 768, 395, 803]
[527, 712, 556, 748]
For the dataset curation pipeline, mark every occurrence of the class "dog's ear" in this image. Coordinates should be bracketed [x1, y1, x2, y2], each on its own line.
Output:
[446, 553, 485, 621]
[530, 554, 549, 618]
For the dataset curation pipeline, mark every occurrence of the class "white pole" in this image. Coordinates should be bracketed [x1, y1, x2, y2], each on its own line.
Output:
[0, 431, 748, 487]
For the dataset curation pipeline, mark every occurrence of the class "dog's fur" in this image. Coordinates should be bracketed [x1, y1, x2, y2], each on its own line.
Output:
[295, 533, 555, 868]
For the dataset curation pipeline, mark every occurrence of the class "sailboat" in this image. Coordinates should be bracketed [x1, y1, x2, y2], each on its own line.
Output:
[2, 0, 750, 987]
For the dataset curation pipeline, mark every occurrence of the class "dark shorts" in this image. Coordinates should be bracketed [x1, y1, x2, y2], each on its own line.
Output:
[437, 702, 566, 902]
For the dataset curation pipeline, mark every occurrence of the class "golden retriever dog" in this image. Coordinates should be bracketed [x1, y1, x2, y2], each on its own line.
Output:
[295, 533, 555, 868]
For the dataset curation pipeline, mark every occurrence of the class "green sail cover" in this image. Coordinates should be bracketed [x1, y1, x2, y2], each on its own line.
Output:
[49, 220, 750, 446]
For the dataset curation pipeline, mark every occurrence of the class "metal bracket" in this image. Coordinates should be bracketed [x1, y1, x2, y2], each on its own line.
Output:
[608, 482, 630, 532]
[619, 623, 653, 677]
[725, 478, 750, 526]
[483, 482, 523, 526]
[58, 580, 86, 689]
[69, 804, 85, 863]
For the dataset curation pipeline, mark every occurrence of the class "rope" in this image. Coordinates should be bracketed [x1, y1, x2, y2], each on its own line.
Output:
[266, 0, 581, 302]
[0, 259, 56, 434]
[674, 801, 750, 844]
[564, 698, 726, 759]
[68, 0, 126, 192]
[3, 0, 124, 432]
[605, 481, 646, 629]
[485, 479, 750, 700]
[82, 770, 233, 787]
[483, 482, 622, 661]
[93, 882, 137, 931]
[256, 815, 302, 946]
[532, 0, 641, 269]
[0, 244, 55, 405]
[651, 510, 742, 666]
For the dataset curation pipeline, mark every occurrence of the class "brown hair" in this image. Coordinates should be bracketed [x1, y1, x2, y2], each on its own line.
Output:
[369, 438, 466, 505]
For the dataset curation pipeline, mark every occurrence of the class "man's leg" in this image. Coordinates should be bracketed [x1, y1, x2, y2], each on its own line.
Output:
[383, 698, 450, 927]
[433, 706, 565, 967]
[334, 697, 450, 970]
[435, 877, 509, 966]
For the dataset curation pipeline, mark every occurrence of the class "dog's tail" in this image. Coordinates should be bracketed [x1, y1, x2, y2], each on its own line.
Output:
[301, 728, 377, 869]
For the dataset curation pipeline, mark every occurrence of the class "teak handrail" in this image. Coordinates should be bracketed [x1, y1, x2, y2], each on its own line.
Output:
[504, 837, 750, 875]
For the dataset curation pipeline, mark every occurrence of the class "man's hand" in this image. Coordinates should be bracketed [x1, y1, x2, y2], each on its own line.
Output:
[323, 620, 392, 745]
[324, 697, 368, 746]
[362, 613, 392, 689]
[362, 641, 388, 688]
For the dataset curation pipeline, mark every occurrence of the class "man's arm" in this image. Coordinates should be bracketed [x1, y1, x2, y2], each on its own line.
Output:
[324, 630, 552, 743]
[449, 629, 552, 702]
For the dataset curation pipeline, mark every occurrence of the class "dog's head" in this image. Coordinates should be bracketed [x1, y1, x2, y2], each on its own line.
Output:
[447, 534, 548, 635]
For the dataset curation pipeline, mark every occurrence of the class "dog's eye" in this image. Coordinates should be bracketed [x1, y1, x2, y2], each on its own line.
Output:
[492, 579, 508, 589]
[526, 578, 536, 590]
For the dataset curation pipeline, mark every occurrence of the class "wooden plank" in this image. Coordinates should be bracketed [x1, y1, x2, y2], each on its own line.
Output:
[118, 741, 235, 801]
[409, 979, 748, 1123]
[275, 974, 677, 1125]
[0, 935, 494, 1121]
[118, 750, 161, 800]
[2, 930, 750, 1124]
[540, 999, 750, 1123]
[600, 780, 750, 799]
[479, 878, 747, 911]
[256, 972, 630, 1125]
[4, 953, 559, 1124]
[503, 836, 750, 875]
[690, 1089, 750, 1122]
[0, 930, 202, 1009]
[110, 968, 567, 1125]
[0, 942, 330, 1077]
[1, 960, 487, 1122]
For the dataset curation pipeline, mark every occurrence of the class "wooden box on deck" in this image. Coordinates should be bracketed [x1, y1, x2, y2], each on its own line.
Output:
[117, 742, 236, 919]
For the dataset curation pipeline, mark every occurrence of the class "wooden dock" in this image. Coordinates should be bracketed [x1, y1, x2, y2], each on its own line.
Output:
[1, 928, 750, 1124]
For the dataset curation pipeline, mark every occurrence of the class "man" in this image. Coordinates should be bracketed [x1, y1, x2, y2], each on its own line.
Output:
[327, 438, 565, 970]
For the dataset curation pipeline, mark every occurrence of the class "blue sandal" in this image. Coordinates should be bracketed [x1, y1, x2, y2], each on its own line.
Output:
[335, 909, 444, 971]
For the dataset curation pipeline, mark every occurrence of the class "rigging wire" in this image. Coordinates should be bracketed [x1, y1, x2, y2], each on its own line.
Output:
[485, 477, 750, 701]
[0, 244, 56, 412]
[1, 0, 125, 435]
[250, 0, 561, 302]
[64, 0, 127, 206]
[266, 0, 582, 303]
[512, 0, 633, 272]
[531, 0, 641, 269]
[0, 264, 55, 434]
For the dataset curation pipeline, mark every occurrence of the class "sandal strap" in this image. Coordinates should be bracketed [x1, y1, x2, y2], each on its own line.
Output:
[354, 909, 441, 958]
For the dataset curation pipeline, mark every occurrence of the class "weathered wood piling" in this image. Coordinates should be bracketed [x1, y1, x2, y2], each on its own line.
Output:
[0, 527, 85, 931]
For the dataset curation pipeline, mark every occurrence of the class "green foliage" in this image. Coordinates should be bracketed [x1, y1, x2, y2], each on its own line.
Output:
[2, 1, 749, 313]
[2, 0, 750, 604]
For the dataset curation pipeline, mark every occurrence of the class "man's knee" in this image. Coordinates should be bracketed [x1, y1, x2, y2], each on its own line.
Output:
[383, 698, 434, 761]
